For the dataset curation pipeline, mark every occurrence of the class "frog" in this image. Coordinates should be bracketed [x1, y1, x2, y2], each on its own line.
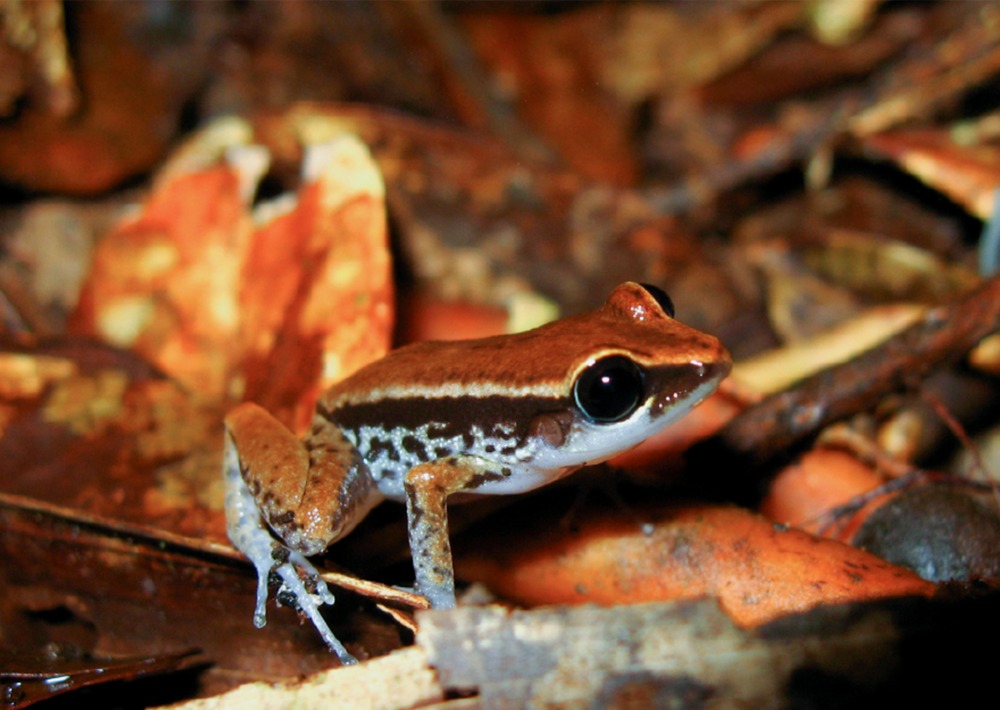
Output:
[223, 281, 731, 663]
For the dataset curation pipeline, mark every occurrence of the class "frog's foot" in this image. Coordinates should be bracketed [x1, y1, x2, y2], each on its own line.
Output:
[269, 547, 356, 663]
[224, 433, 357, 664]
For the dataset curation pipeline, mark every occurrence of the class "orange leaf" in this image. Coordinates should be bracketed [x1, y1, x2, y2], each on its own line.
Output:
[457, 499, 934, 627]
[761, 448, 893, 541]
[69, 119, 394, 432]
[69, 165, 251, 398]
[235, 138, 393, 431]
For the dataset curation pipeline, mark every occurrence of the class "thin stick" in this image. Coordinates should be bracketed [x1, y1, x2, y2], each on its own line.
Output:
[714, 275, 1000, 468]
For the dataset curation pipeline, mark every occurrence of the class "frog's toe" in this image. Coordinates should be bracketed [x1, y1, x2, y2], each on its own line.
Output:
[271, 555, 357, 664]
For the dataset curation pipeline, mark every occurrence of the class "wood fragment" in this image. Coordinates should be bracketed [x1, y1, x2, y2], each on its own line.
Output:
[710, 274, 1000, 469]
[418, 597, 998, 707]
[161, 647, 442, 710]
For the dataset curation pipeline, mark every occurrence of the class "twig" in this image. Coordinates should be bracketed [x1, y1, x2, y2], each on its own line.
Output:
[709, 274, 1000, 470]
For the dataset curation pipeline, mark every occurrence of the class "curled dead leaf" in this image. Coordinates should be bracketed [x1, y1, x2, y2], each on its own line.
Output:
[69, 115, 394, 432]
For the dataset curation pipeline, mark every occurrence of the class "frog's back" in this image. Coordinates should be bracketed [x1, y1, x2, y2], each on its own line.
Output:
[317, 335, 570, 499]
[319, 289, 726, 413]
[314, 282, 731, 498]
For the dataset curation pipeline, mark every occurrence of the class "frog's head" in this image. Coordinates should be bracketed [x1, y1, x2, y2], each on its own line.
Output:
[528, 282, 731, 471]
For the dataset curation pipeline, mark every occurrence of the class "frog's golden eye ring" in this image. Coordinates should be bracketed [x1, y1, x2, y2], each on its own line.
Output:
[639, 283, 675, 318]
[573, 356, 646, 423]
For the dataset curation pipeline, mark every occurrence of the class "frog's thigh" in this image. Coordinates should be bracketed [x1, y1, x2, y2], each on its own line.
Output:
[224, 403, 380, 556]
[403, 458, 486, 610]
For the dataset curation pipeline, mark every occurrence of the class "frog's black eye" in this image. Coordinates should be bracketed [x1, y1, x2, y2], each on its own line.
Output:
[573, 356, 645, 423]
[639, 283, 675, 318]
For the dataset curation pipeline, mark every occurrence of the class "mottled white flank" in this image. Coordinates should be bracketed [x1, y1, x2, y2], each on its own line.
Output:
[348, 421, 526, 500]
[349, 372, 721, 502]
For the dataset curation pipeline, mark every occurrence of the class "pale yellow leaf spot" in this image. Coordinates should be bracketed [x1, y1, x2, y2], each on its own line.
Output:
[98, 296, 156, 347]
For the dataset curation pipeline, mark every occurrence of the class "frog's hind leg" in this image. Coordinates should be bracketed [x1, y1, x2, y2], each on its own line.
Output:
[222, 402, 381, 663]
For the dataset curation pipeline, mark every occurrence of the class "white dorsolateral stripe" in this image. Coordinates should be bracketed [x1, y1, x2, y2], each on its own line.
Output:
[332, 380, 568, 406]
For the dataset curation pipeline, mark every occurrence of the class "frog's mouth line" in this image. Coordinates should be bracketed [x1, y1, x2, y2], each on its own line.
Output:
[646, 358, 731, 421]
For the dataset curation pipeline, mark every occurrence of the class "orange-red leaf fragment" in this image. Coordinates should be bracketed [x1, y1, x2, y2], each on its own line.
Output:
[457, 499, 934, 628]
[69, 117, 394, 433]
[761, 448, 893, 541]
[235, 137, 393, 431]
[70, 164, 251, 399]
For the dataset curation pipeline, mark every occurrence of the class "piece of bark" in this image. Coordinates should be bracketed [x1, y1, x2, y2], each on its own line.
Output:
[706, 274, 1000, 471]
[160, 647, 442, 710]
[418, 595, 998, 707]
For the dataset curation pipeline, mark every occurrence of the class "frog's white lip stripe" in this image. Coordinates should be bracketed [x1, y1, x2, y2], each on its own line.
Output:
[529, 373, 722, 472]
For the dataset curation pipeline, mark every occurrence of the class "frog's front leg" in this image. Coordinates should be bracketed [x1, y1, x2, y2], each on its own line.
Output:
[403, 458, 496, 609]
[223, 403, 382, 663]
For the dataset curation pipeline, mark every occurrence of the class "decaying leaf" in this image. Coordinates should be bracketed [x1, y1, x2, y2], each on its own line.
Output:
[69, 117, 393, 431]
[0, 491, 412, 694]
[0, 646, 198, 709]
[68, 162, 252, 400]
[455, 495, 933, 628]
